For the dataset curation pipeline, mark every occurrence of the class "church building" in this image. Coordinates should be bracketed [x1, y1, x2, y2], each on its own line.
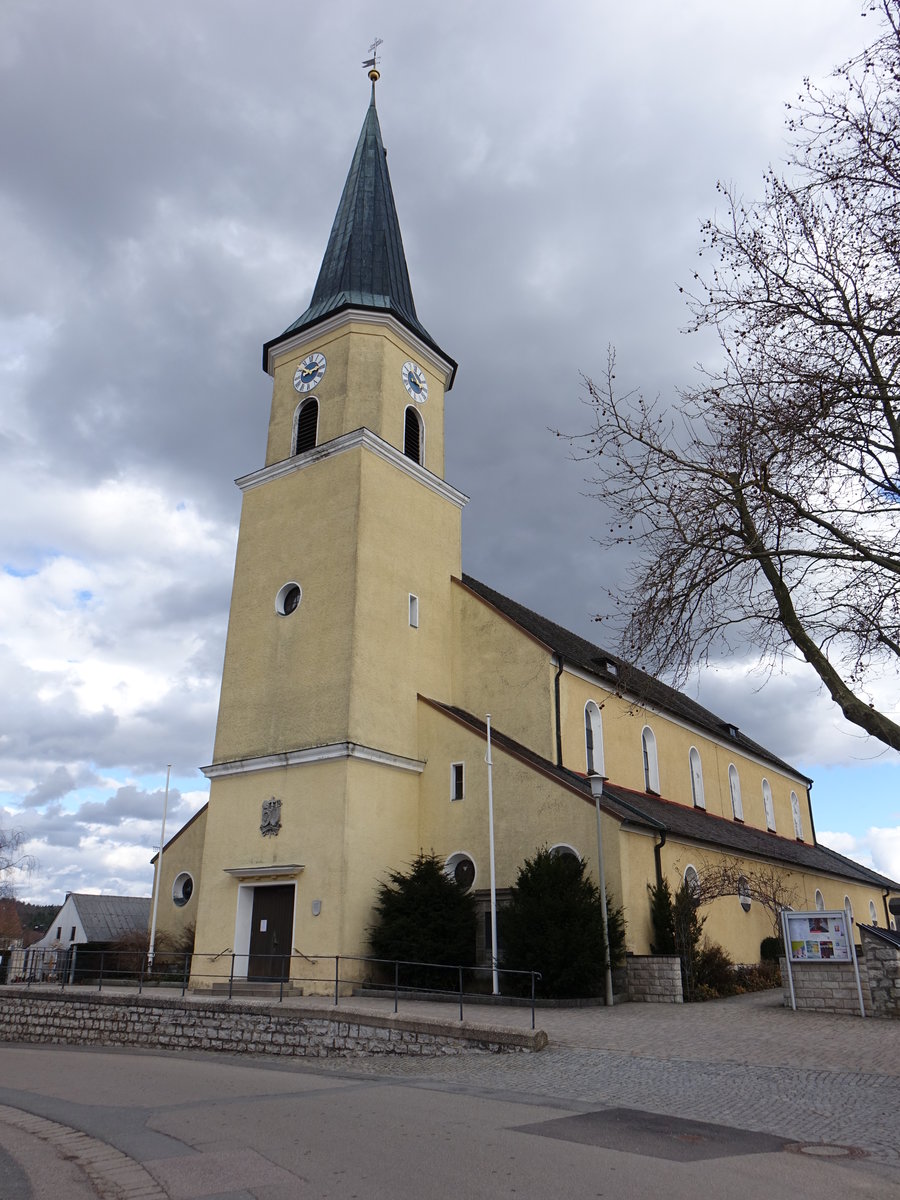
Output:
[152, 75, 899, 992]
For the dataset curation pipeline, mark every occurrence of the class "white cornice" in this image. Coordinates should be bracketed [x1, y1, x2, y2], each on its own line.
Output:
[223, 864, 304, 879]
[235, 427, 469, 509]
[203, 741, 426, 780]
[265, 309, 455, 384]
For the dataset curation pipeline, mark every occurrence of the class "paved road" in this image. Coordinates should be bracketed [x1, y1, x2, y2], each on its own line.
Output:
[1, 990, 899, 1198]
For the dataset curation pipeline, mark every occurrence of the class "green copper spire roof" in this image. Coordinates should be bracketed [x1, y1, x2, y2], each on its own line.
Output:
[264, 90, 455, 379]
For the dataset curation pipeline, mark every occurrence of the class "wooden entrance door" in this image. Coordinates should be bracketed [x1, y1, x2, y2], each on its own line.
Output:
[247, 885, 294, 980]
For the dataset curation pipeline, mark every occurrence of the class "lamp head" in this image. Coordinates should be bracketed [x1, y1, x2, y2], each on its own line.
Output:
[589, 773, 608, 800]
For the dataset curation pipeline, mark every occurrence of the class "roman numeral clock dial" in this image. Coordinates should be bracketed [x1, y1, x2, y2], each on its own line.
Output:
[402, 360, 428, 402]
[293, 352, 326, 393]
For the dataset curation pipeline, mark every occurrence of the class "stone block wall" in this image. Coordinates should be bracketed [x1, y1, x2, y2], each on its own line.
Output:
[0, 990, 546, 1057]
[861, 929, 900, 1019]
[625, 955, 683, 1003]
[780, 956, 871, 1016]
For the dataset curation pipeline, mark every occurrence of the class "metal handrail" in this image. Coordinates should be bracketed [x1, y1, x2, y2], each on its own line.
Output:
[6, 948, 543, 1028]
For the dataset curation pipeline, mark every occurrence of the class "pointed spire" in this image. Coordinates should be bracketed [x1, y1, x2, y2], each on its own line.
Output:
[265, 91, 454, 376]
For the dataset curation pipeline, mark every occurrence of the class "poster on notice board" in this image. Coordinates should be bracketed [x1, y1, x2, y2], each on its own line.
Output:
[783, 911, 852, 963]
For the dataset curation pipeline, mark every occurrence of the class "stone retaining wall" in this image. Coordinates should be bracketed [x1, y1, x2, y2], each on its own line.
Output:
[625, 955, 683, 1003]
[861, 928, 900, 1019]
[0, 989, 546, 1057]
[780, 956, 871, 1016]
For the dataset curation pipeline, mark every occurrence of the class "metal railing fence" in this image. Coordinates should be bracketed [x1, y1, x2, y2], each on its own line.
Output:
[7, 947, 542, 1028]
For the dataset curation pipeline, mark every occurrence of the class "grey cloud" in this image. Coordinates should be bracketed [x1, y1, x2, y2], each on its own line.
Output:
[75, 785, 183, 827]
[1, 0, 881, 898]
[24, 765, 102, 808]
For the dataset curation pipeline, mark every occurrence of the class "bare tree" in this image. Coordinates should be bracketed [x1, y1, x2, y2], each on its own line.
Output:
[572, 2, 900, 752]
[684, 857, 801, 940]
[0, 827, 35, 899]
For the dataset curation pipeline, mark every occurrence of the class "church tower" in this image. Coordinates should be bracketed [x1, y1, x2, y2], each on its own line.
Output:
[192, 77, 466, 987]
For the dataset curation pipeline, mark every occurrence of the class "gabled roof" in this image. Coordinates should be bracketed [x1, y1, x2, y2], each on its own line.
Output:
[421, 698, 899, 893]
[264, 91, 455, 378]
[458, 575, 810, 784]
[70, 894, 150, 942]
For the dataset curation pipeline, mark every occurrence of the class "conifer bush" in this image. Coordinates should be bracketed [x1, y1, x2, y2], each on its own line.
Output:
[500, 848, 624, 999]
[369, 852, 478, 990]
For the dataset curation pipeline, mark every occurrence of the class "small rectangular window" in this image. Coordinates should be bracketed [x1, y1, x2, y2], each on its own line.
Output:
[409, 593, 419, 628]
[56, 927, 62, 941]
[70, 926, 76, 942]
[451, 762, 464, 801]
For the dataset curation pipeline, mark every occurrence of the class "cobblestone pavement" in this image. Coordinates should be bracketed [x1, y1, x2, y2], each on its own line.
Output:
[296, 990, 900, 1168]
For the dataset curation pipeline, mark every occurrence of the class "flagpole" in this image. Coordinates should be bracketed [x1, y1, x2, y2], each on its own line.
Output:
[147, 764, 171, 970]
[486, 715, 499, 996]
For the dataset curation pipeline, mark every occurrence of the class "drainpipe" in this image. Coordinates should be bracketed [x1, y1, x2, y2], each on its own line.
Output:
[553, 653, 564, 767]
[882, 887, 891, 929]
[653, 828, 667, 893]
[806, 778, 818, 846]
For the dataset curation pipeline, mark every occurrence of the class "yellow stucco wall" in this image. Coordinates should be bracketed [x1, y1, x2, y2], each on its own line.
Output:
[559, 669, 813, 842]
[148, 805, 207, 951]
[451, 582, 557, 762]
[213, 440, 461, 765]
[191, 756, 422, 990]
[660, 840, 890, 963]
[415, 700, 624, 913]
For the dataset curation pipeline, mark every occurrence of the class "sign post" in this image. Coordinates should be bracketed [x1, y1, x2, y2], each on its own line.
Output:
[781, 909, 865, 1017]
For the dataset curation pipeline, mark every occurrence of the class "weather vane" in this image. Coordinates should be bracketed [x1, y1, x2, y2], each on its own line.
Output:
[362, 37, 383, 84]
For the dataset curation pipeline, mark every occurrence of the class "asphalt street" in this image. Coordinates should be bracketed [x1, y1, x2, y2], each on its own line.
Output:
[1, 990, 899, 1199]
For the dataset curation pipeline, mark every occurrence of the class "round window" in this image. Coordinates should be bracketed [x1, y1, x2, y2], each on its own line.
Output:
[445, 852, 476, 893]
[549, 844, 580, 861]
[275, 582, 302, 616]
[172, 872, 194, 907]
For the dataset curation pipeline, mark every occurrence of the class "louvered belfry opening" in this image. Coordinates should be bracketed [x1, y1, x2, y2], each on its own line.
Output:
[404, 406, 421, 463]
[295, 399, 318, 454]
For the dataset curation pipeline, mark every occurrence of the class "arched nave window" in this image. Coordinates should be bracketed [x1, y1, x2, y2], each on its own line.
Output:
[584, 701, 604, 776]
[641, 726, 659, 794]
[728, 764, 743, 821]
[689, 747, 705, 809]
[293, 398, 318, 454]
[790, 791, 804, 840]
[761, 778, 776, 831]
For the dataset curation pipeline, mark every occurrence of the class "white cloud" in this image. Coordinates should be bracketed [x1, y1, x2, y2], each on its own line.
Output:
[819, 828, 900, 885]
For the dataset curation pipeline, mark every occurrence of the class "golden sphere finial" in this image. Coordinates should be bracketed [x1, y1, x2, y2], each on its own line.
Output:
[368, 68, 380, 83]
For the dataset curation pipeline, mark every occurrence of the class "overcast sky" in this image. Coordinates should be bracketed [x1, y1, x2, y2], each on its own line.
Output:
[3, 0, 898, 905]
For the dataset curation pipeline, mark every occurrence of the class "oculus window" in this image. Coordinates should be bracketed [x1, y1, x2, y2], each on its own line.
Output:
[172, 872, 194, 907]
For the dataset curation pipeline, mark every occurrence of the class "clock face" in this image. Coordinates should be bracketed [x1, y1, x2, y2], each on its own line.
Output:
[402, 360, 428, 403]
[293, 352, 326, 393]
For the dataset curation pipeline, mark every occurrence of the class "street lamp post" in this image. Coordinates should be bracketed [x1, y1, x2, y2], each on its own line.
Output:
[589, 772, 615, 1007]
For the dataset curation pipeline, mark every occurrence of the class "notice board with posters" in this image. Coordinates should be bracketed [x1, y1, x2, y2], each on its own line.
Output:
[784, 910, 852, 962]
[781, 908, 865, 1016]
